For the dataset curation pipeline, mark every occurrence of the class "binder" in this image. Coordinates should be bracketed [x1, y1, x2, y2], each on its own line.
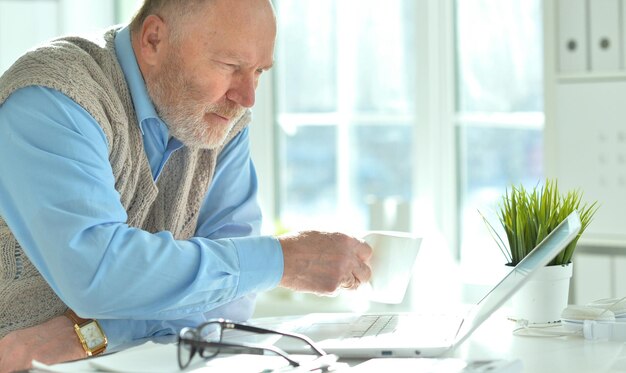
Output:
[589, 0, 620, 72]
[623, 0, 626, 69]
[557, 0, 588, 73]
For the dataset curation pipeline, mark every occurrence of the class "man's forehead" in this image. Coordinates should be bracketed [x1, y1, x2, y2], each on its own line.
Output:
[190, 22, 275, 62]
[172, 0, 276, 62]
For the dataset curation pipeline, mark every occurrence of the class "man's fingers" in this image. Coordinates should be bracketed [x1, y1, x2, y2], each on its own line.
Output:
[341, 260, 371, 291]
[340, 274, 360, 290]
[341, 276, 356, 289]
[354, 257, 372, 284]
[358, 240, 374, 261]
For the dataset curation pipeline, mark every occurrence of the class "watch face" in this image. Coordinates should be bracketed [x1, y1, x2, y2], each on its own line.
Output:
[80, 322, 106, 349]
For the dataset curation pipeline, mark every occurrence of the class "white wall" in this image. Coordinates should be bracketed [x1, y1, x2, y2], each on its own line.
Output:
[544, 0, 626, 304]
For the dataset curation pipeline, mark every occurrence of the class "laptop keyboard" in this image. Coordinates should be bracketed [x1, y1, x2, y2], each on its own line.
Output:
[344, 314, 399, 339]
[291, 311, 467, 344]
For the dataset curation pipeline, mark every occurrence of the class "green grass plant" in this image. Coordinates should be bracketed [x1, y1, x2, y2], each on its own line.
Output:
[481, 180, 598, 266]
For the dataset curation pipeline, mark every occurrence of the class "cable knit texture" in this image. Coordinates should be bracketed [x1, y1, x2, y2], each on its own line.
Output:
[0, 28, 250, 337]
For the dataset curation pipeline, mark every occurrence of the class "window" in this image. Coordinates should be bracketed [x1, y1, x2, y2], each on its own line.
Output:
[455, 0, 544, 290]
[0, 0, 119, 74]
[267, 0, 545, 307]
[273, 0, 418, 233]
[116, 0, 143, 22]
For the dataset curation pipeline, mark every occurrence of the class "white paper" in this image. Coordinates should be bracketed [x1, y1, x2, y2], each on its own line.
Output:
[362, 231, 422, 304]
[32, 341, 336, 373]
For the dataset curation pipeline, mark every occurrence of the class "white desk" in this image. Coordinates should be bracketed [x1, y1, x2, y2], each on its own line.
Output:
[35, 310, 626, 373]
[451, 310, 626, 373]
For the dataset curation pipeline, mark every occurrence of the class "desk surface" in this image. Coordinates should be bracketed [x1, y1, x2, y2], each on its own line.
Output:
[37, 311, 626, 373]
[452, 310, 626, 373]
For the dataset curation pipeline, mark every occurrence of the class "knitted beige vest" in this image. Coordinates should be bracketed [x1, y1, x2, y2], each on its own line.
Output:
[0, 29, 250, 337]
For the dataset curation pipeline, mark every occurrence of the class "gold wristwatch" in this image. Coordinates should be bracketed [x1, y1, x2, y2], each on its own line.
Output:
[64, 309, 107, 356]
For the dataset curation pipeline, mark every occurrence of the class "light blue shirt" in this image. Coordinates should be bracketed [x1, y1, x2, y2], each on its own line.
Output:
[0, 26, 283, 350]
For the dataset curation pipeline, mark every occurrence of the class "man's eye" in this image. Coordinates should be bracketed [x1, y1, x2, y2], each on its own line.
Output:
[217, 62, 237, 71]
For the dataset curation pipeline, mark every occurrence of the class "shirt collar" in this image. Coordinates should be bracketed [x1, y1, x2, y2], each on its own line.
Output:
[114, 25, 161, 133]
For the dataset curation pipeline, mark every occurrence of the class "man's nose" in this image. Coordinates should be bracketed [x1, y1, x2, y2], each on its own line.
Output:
[226, 73, 256, 108]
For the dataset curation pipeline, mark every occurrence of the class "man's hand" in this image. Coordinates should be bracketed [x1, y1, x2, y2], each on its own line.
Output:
[278, 231, 372, 295]
[0, 315, 85, 373]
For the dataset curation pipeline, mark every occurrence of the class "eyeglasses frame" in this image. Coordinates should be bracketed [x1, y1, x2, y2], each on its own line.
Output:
[177, 318, 327, 370]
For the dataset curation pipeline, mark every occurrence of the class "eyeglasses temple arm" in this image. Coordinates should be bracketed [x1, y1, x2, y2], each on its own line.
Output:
[233, 324, 327, 356]
[198, 340, 300, 367]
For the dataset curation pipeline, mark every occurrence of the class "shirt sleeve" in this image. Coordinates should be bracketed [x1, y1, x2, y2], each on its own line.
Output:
[99, 127, 283, 350]
[0, 87, 284, 325]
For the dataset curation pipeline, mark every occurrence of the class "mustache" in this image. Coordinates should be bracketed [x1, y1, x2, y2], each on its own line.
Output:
[207, 102, 244, 120]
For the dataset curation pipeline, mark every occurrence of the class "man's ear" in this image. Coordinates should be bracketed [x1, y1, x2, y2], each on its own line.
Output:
[136, 14, 170, 67]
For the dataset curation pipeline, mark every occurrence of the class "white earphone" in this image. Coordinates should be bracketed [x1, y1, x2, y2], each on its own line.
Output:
[562, 297, 626, 340]
[513, 296, 626, 339]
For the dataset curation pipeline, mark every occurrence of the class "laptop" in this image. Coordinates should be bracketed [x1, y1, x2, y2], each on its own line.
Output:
[273, 211, 582, 358]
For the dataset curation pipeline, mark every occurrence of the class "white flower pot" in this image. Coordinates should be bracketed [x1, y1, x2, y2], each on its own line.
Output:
[511, 263, 573, 324]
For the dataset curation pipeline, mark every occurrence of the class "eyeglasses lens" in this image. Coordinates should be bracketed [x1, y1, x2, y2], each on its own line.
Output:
[178, 329, 197, 369]
[198, 322, 222, 358]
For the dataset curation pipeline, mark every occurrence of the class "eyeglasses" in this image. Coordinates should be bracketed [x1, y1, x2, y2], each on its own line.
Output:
[177, 318, 327, 370]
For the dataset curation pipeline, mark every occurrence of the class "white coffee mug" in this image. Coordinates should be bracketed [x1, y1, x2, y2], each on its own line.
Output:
[362, 231, 422, 304]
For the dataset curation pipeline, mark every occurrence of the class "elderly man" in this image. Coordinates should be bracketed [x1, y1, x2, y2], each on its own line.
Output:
[0, 0, 372, 370]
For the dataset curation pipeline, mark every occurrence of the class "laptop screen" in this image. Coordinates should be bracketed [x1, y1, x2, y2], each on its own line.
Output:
[452, 211, 582, 347]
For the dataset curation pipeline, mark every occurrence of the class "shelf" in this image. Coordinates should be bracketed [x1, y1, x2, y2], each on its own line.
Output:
[556, 72, 626, 83]
[577, 235, 626, 253]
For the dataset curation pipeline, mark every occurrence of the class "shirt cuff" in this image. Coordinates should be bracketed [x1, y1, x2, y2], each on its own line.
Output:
[98, 318, 147, 352]
[231, 235, 283, 297]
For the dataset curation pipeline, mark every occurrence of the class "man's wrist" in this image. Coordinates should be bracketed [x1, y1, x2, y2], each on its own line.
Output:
[64, 309, 108, 356]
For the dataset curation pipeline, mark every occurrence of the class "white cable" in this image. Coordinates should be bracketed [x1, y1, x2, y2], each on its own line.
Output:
[511, 318, 582, 338]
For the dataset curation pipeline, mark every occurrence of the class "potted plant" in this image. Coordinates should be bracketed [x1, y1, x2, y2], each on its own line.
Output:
[482, 180, 598, 323]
